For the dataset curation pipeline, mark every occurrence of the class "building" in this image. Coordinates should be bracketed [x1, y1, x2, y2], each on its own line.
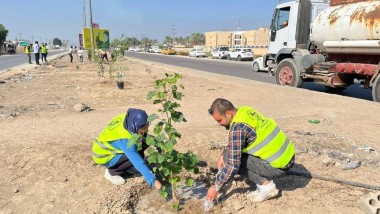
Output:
[205, 31, 232, 48]
[205, 28, 269, 55]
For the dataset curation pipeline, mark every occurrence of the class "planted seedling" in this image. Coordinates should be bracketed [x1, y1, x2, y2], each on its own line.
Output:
[129, 73, 199, 209]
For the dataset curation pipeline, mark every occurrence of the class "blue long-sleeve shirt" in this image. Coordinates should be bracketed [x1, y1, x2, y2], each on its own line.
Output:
[105, 139, 156, 187]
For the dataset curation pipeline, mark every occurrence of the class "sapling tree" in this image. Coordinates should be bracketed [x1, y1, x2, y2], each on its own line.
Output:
[129, 73, 199, 207]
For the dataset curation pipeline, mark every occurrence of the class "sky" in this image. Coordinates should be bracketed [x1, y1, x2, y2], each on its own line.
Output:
[1, 0, 290, 46]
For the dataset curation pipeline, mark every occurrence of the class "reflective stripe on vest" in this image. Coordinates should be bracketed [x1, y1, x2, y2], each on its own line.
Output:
[231, 106, 295, 168]
[92, 113, 132, 165]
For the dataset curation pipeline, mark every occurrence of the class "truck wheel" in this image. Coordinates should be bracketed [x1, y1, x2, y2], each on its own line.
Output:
[237, 55, 242, 61]
[372, 74, 380, 102]
[275, 58, 303, 88]
[253, 62, 260, 72]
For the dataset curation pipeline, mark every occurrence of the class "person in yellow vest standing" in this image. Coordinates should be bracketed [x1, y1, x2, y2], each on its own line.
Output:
[92, 108, 170, 200]
[25, 44, 32, 64]
[206, 98, 295, 203]
[41, 43, 48, 63]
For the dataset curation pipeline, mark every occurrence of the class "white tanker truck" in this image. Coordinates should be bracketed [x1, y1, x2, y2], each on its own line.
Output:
[260, 0, 380, 102]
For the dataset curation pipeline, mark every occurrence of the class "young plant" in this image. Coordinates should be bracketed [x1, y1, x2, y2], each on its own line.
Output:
[130, 73, 199, 206]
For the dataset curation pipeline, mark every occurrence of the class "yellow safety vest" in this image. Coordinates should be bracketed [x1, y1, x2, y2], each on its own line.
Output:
[230, 106, 295, 168]
[92, 114, 132, 165]
[25, 46, 30, 54]
[41, 46, 47, 54]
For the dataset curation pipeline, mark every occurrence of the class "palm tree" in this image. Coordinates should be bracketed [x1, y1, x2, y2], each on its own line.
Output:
[189, 33, 204, 46]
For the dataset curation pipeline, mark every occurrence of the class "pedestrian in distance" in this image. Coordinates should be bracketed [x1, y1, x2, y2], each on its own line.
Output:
[92, 108, 171, 200]
[33, 41, 40, 65]
[99, 49, 108, 62]
[206, 98, 295, 203]
[68, 46, 73, 63]
[41, 43, 48, 63]
[78, 47, 83, 63]
[25, 44, 32, 64]
[45, 43, 48, 58]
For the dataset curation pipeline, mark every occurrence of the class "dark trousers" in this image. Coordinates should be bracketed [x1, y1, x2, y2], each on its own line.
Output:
[42, 53, 47, 62]
[34, 53, 40, 64]
[223, 150, 293, 185]
[26, 54, 31, 63]
[69, 53, 73, 63]
[108, 149, 145, 176]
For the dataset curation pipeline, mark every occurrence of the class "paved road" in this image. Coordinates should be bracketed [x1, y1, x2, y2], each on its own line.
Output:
[0, 50, 65, 72]
[126, 52, 374, 102]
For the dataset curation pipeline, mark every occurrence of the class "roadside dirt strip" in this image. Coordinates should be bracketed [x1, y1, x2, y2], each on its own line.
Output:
[0, 54, 379, 213]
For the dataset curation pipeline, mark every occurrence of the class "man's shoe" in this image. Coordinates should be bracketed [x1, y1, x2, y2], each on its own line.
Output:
[249, 180, 279, 202]
[104, 169, 125, 185]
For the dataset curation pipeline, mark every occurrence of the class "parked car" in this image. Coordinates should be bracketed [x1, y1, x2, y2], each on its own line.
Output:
[227, 48, 253, 61]
[189, 48, 206, 57]
[128, 46, 142, 52]
[252, 56, 269, 72]
[148, 46, 161, 53]
[211, 46, 230, 59]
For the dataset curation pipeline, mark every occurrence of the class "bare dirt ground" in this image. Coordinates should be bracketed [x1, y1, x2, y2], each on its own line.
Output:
[0, 54, 379, 214]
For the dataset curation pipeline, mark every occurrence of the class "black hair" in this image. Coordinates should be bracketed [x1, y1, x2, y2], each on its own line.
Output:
[208, 98, 236, 115]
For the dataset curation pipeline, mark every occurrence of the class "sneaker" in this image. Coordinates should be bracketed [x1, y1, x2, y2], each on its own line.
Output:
[249, 180, 279, 202]
[104, 168, 125, 185]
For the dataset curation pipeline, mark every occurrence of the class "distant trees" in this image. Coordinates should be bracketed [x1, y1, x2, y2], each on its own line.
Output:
[189, 33, 205, 46]
[53, 38, 62, 47]
[0, 24, 9, 44]
[110, 32, 206, 49]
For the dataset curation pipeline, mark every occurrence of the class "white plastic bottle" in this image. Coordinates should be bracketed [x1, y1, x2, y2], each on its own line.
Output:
[203, 199, 215, 212]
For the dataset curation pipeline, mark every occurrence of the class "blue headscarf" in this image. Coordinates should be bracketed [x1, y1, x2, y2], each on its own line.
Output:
[123, 108, 148, 134]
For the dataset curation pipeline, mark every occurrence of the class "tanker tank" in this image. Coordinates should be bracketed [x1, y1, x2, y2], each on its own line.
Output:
[312, 1, 380, 54]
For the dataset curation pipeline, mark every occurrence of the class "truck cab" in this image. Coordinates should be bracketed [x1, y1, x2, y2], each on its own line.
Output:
[268, 0, 329, 62]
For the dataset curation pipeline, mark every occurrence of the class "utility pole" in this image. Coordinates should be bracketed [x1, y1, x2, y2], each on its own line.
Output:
[140, 34, 145, 50]
[171, 24, 176, 48]
[18, 33, 22, 41]
[31, 35, 34, 43]
[82, 0, 87, 27]
[238, 19, 241, 31]
[89, 0, 95, 52]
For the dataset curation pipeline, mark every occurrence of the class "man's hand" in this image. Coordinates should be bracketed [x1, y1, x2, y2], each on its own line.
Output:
[206, 186, 218, 201]
[217, 155, 226, 170]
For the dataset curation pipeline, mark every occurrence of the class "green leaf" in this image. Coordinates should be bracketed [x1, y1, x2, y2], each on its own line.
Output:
[146, 135, 156, 146]
[172, 204, 180, 210]
[153, 166, 157, 172]
[173, 92, 183, 100]
[146, 91, 156, 100]
[161, 190, 168, 199]
[169, 177, 177, 184]
[194, 167, 200, 174]
[185, 177, 194, 187]
[148, 114, 159, 122]
[147, 154, 157, 163]
[157, 154, 165, 163]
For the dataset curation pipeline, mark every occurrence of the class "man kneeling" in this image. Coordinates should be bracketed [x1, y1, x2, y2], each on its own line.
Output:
[206, 98, 295, 203]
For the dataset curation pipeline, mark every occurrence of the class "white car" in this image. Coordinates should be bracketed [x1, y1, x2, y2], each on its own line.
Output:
[227, 48, 253, 61]
[252, 56, 269, 72]
[211, 47, 230, 59]
[128, 46, 142, 52]
[189, 49, 206, 57]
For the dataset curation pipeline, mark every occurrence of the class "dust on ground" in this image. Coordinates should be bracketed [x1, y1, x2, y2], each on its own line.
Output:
[0, 54, 379, 213]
